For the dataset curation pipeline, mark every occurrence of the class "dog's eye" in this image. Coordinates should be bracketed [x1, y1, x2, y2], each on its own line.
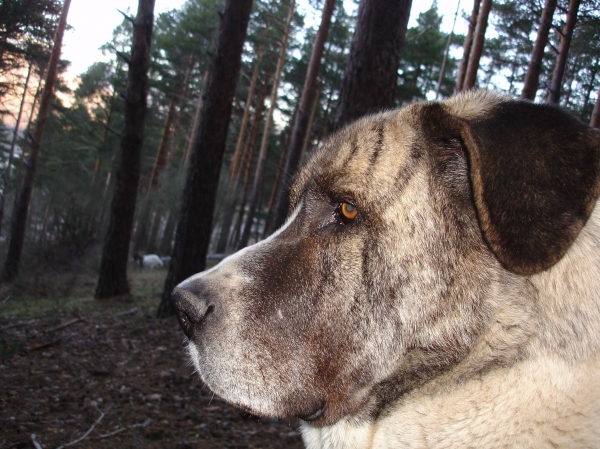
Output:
[339, 202, 358, 222]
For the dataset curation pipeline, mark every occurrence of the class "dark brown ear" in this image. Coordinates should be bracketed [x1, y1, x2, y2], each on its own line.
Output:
[455, 99, 600, 275]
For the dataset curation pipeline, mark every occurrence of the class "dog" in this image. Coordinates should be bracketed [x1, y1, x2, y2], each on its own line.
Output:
[172, 90, 600, 448]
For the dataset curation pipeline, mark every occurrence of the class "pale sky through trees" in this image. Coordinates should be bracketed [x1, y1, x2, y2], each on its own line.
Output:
[61, 0, 468, 85]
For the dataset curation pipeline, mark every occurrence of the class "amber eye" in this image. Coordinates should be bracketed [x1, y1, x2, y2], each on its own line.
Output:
[340, 202, 358, 221]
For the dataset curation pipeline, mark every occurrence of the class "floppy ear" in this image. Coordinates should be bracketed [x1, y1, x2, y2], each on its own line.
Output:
[454, 99, 600, 275]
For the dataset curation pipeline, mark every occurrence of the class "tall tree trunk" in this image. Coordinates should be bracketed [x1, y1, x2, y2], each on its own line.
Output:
[300, 83, 321, 165]
[2, 0, 71, 282]
[332, 0, 412, 131]
[263, 129, 289, 238]
[146, 209, 160, 254]
[435, 0, 461, 99]
[147, 98, 176, 193]
[546, 0, 581, 104]
[238, 1, 295, 250]
[271, 0, 335, 231]
[159, 209, 176, 255]
[167, 52, 195, 170]
[230, 144, 256, 250]
[11, 66, 47, 209]
[0, 60, 32, 239]
[92, 89, 118, 186]
[133, 197, 153, 252]
[456, 0, 481, 93]
[521, 0, 557, 100]
[229, 45, 264, 180]
[561, 54, 580, 107]
[95, 0, 155, 298]
[157, 0, 254, 317]
[226, 77, 270, 251]
[463, 0, 492, 90]
[581, 58, 598, 116]
[591, 84, 600, 128]
[179, 70, 209, 172]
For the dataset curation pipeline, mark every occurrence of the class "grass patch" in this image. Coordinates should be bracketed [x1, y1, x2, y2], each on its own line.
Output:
[0, 264, 169, 322]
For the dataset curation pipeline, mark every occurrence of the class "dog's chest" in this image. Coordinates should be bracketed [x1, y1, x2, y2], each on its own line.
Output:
[301, 419, 376, 449]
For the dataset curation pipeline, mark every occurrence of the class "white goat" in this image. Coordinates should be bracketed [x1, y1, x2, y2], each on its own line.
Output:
[133, 253, 164, 269]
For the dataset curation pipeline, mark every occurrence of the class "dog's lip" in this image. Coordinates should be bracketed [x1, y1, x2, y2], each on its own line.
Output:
[298, 406, 324, 422]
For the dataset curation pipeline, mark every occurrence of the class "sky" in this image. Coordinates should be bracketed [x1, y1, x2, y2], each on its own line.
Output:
[61, 0, 470, 84]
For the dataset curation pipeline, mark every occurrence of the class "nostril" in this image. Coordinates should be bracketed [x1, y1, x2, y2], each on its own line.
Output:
[171, 287, 213, 339]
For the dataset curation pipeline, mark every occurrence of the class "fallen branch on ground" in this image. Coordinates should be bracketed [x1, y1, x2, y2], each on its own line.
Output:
[56, 405, 109, 449]
[0, 319, 38, 330]
[44, 317, 85, 334]
[112, 307, 138, 318]
[26, 338, 61, 352]
[93, 418, 152, 440]
[30, 434, 43, 449]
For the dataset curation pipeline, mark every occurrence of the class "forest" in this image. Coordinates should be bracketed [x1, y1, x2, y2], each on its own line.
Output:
[0, 0, 599, 447]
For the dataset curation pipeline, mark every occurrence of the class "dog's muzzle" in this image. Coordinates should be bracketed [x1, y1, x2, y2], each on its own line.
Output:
[171, 283, 215, 339]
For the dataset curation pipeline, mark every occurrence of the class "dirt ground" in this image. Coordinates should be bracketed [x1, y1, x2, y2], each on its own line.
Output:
[0, 269, 305, 449]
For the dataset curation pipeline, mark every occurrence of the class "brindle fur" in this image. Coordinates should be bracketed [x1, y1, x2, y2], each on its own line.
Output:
[172, 91, 600, 448]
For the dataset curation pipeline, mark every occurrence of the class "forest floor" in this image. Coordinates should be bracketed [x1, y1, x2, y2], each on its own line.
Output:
[0, 265, 304, 449]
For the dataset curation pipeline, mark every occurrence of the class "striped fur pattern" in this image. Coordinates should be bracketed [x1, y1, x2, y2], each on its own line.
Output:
[172, 91, 600, 448]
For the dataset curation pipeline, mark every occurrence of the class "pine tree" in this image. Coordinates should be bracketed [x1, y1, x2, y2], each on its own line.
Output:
[521, 0, 557, 100]
[463, 0, 492, 90]
[272, 0, 335, 232]
[95, 0, 155, 298]
[332, 0, 412, 131]
[2, 0, 71, 282]
[547, 0, 582, 104]
[238, 0, 295, 249]
[157, 0, 254, 317]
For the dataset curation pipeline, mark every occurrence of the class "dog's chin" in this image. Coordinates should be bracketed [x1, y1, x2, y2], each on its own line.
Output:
[186, 341, 362, 426]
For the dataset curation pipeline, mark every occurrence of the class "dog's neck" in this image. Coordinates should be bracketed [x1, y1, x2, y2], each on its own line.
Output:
[528, 201, 600, 360]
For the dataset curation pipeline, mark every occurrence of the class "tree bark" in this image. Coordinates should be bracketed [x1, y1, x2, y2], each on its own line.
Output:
[546, 0, 581, 104]
[456, 0, 481, 93]
[463, 0, 492, 90]
[521, 0, 557, 100]
[580, 57, 597, 115]
[95, 0, 155, 298]
[228, 77, 270, 251]
[332, 0, 412, 131]
[159, 209, 176, 255]
[591, 84, 600, 128]
[147, 97, 176, 193]
[179, 69, 208, 172]
[2, 0, 71, 282]
[238, 1, 295, 250]
[157, 0, 254, 317]
[436, 0, 461, 99]
[167, 52, 195, 171]
[271, 0, 335, 231]
[215, 76, 270, 254]
[229, 44, 264, 180]
[0, 60, 32, 239]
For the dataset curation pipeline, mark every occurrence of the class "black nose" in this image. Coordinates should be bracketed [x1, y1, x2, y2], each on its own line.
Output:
[171, 286, 214, 339]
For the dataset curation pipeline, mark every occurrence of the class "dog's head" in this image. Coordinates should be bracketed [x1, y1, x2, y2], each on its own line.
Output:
[172, 91, 600, 426]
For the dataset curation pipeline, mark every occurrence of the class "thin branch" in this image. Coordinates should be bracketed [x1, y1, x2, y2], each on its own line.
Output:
[116, 9, 135, 24]
[30, 434, 43, 449]
[43, 317, 83, 334]
[116, 50, 131, 65]
[103, 124, 122, 137]
[56, 405, 108, 449]
[92, 418, 152, 440]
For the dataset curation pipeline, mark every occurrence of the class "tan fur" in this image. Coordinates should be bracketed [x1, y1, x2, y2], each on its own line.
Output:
[172, 91, 600, 448]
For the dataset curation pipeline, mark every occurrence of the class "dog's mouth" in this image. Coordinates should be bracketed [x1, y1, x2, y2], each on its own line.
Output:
[297, 405, 324, 423]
